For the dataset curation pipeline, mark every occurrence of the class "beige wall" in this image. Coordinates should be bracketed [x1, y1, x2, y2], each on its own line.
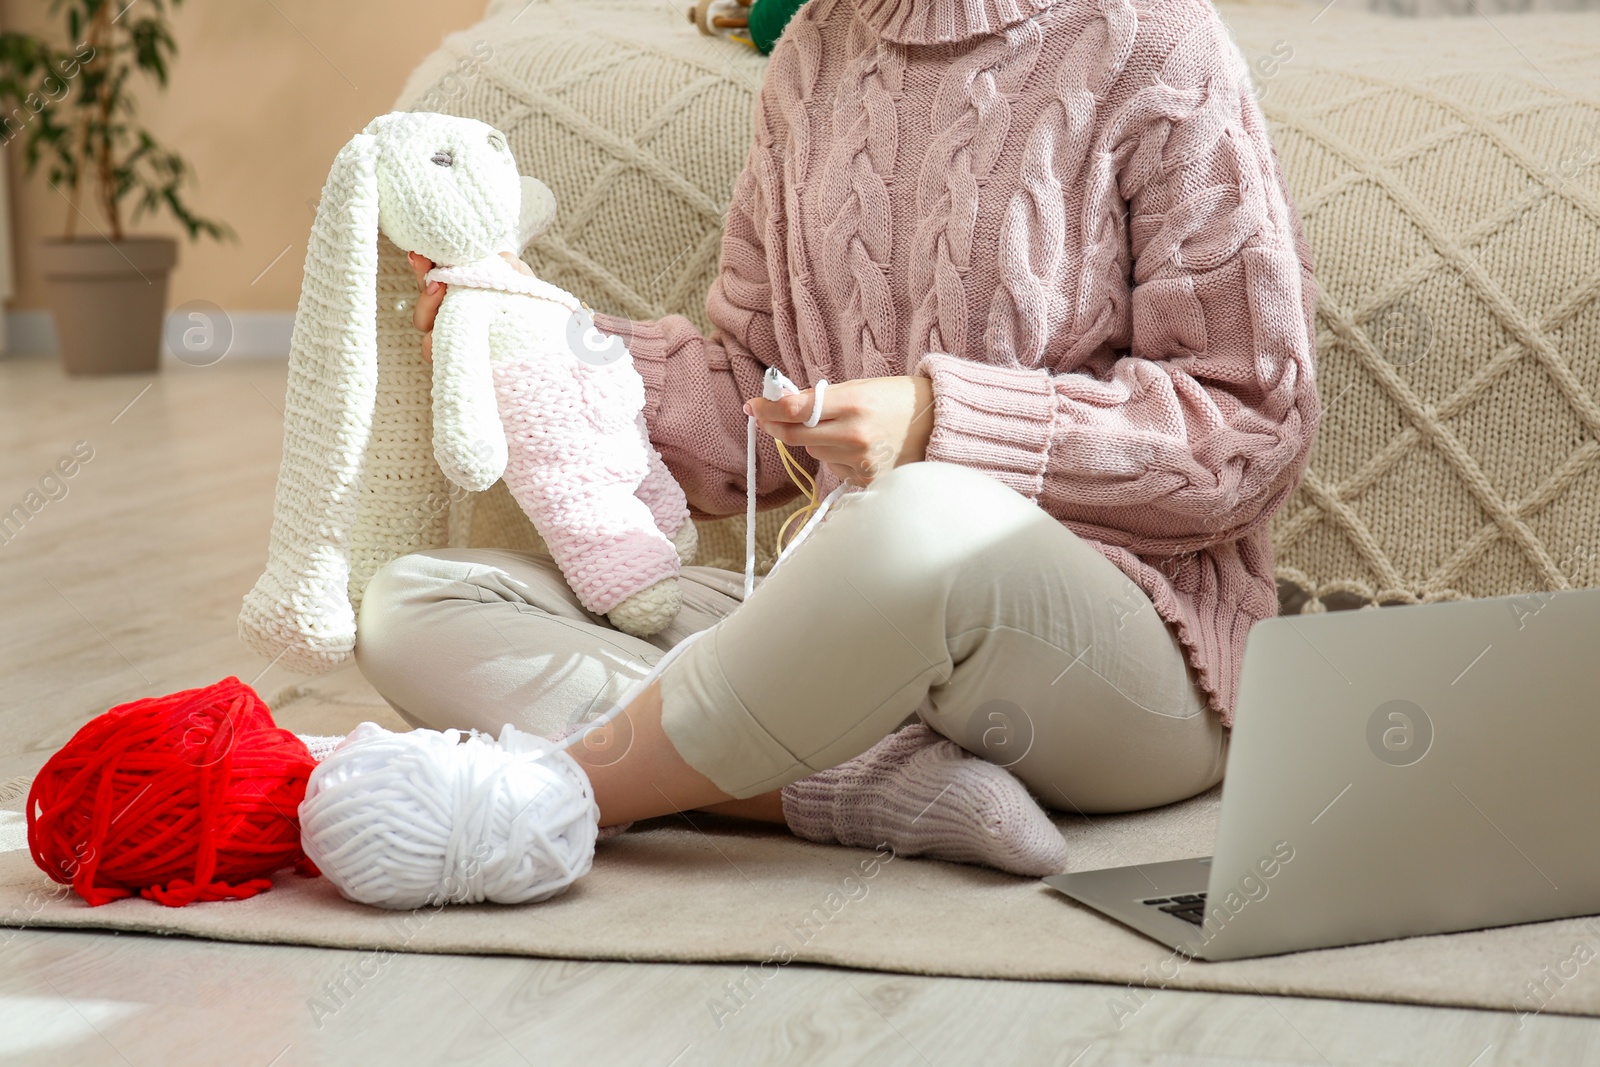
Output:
[1, 0, 486, 312]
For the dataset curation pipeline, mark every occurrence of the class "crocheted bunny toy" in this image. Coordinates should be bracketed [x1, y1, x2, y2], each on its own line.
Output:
[240, 111, 695, 674]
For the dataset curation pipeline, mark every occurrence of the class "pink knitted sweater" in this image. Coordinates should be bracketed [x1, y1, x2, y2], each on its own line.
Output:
[592, 0, 1320, 725]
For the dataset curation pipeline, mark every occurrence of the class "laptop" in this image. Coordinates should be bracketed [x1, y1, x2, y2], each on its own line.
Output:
[1043, 585, 1600, 961]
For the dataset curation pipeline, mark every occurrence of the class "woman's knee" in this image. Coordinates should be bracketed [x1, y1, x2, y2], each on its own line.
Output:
[353, 549, 545, 691]
[864, 461, 1032, 527]
[359, 548, 470, 623]
[354, 552, 460, 685]
[826, 462, 1047, 580]
[362, 550, 446, 609]
[1019, 703, 1228, 814]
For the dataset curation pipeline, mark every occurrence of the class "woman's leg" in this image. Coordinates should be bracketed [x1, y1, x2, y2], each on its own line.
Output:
[770, 464, 1228, 873]
[353, 546, 745, 741]
[357, 547, 789, 831]
[642, 460, 1225, 809]
[358, 462, 1225, 841]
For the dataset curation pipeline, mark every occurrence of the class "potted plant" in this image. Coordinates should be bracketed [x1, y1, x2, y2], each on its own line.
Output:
[0, 0, 232, 375]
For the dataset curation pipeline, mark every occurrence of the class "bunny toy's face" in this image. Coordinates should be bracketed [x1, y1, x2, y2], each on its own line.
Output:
[368, 111, 521, 267]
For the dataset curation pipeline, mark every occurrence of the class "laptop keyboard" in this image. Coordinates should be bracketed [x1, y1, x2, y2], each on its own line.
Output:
[1142, 893, 1207, 926]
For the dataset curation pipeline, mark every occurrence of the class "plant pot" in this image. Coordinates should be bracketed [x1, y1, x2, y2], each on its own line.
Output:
[38, 236, 179, 376]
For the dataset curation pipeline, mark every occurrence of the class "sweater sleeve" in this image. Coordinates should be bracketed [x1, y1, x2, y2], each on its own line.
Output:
[590, 95, 809, 519]
[917, 39, 1320, 557]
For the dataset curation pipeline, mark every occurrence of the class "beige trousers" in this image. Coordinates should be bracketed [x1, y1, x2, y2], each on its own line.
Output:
[355, 462, 1227, 812]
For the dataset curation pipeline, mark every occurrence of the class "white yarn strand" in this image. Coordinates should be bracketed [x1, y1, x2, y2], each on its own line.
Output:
[805, 379, 828, 428]
[745, 413, 759, 601]
[553, 626, 709, 746]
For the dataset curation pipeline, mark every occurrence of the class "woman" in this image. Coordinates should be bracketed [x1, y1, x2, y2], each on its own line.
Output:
[359, 0, 1319, 876]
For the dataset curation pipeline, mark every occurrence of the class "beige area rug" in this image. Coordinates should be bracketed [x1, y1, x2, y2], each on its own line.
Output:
[0, 668, 1591, 1021]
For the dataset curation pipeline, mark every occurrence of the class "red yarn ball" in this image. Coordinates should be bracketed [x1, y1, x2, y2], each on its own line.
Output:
[27, 676, 319, 907]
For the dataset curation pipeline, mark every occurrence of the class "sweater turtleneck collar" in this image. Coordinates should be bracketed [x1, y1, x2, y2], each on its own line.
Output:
[853, 0, 1058, 44]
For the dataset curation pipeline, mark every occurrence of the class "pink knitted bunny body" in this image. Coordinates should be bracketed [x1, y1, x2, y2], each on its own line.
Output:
[428, 254, 696, 636]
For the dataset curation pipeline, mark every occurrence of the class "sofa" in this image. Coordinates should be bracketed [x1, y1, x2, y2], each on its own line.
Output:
[354, 0, 1600, 620]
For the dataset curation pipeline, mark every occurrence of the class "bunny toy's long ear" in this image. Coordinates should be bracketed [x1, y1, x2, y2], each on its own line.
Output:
[239, 132, 382, 675]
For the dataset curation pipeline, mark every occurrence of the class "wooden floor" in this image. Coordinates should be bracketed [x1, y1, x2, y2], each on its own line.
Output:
[2, 354, 1597, 1066]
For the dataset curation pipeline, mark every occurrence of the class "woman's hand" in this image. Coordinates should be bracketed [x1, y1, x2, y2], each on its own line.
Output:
[407, 250, 533, 361]
[745, 375, 934, 486]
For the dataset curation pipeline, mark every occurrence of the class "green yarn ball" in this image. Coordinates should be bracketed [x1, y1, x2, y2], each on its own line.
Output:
[749, 0, 808, 55]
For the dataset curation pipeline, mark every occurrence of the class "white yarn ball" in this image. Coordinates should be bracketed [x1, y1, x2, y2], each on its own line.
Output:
[299, 721, 599, 910]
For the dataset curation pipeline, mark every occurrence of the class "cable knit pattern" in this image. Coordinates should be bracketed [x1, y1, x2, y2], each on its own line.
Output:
[821, 17, 906, 381]
[911, 24, 1046, 367]
[593, 0, 1319, 724]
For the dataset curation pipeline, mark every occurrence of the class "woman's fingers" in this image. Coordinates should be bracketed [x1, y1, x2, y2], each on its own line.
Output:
[406, 250, 430, 284]
[759, 418, 859, 450]
[407, 251, 442, 363]
[412, 279, 445, 333]
[745, 387, 835, 426]
[746, 375, 930, 487]
[792, 430, 899, 486]
[824, 461, 859, 485]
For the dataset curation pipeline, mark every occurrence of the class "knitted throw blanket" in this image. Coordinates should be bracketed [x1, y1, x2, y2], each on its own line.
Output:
[1214, 0, 1600, 613]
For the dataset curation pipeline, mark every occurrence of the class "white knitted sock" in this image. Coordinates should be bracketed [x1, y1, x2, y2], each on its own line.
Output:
[780, 723, 1068, 877]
